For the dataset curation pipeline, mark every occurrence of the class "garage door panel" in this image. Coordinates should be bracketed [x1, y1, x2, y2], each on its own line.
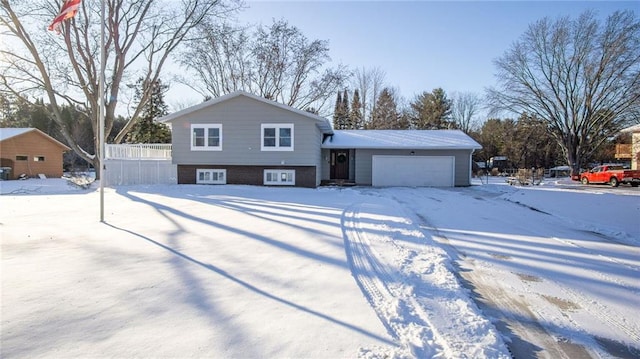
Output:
[372, 156, 454, 187]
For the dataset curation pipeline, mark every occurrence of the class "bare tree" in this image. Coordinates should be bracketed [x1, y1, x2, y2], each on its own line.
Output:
[451, 91, 482, 133]
[180, 19, 349, 115]
[0, 0, 239, 176]
[181, 22, 254, 98]
[352, 66, 386, 128]
[486, 10, 640, 175]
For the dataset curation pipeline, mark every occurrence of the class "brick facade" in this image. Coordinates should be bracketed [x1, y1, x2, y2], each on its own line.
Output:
[178, 165, 317, 188]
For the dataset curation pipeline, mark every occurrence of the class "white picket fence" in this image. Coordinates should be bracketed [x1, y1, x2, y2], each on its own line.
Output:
[105, 144, 172, 159]
[104, 144, 176, 186]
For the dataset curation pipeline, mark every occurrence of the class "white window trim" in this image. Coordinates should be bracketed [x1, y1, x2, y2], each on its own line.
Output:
[264, 169, 295, 186]
[191, 124, 222, 151]
[261, 123, 294, 151]
[196, 169, 227, 184]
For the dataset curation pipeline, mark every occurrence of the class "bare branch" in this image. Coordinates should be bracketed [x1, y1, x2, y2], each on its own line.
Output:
[486, 10, 640, 173]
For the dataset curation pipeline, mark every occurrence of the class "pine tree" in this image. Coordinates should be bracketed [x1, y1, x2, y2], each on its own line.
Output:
[368, 88, 400, 129]
[341, 89, 350, 129]
[126, 78, 171, 143]
[410, 88, 453, 129]
[332, 91, 343, 129]
[349, 89, 363, 129]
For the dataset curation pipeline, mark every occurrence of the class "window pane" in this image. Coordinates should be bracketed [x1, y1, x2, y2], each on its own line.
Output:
[279, 137, 291, 147]
[208, 128, 219, 147]
[279, 128, 291, 137]
[279, 128, 291, 147]
[263, 128, 276, 147]
[193, 128, 205, 147]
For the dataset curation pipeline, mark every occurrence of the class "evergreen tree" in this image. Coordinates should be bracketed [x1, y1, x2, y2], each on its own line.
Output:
[341, 89, 350, 129]
[332, 91, 344, 129]
[368, 88, 408, 129]
[409, 88, 453, 129]
[349, 89, 363, 129]
[126, 78, 172, 144]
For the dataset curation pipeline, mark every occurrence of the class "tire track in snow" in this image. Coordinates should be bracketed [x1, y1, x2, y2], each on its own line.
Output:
[391, 187, 640, 352]
[553, 278, 640, 344]
[342, 203, 442, 358]
[342, 201, 510, 359]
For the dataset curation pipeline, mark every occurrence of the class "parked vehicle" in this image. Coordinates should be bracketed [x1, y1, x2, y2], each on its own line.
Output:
[579, 165, 640, 187]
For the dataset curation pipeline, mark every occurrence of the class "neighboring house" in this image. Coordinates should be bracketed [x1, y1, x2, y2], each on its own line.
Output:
[159, 91, 481, 188]
[0, 128, 70, 179]
[621, 124, 640, 170]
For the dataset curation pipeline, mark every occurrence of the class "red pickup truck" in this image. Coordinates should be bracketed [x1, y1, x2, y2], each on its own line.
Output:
[579, 165, 640, 187]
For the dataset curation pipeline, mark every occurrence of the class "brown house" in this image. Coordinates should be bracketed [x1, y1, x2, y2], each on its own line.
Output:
[0, 128, 70, 179]
[620, 124, 640, 170]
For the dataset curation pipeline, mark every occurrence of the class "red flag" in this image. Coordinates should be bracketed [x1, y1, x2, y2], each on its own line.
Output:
[48, 0, 82, 34]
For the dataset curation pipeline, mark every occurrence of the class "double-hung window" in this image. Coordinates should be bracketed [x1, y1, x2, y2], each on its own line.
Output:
[191, 124, 222, 151]
[261, 124, 293, 151]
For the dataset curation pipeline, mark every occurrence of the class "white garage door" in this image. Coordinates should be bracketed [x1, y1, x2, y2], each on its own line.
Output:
[372, 155, 455, 187]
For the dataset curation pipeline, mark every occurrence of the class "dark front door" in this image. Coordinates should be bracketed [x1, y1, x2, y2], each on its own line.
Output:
[330, 149, 349, 180]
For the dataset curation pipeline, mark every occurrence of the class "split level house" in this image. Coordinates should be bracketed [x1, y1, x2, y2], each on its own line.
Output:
[159, 91, 481, 188]
[0, 128, 70, 180]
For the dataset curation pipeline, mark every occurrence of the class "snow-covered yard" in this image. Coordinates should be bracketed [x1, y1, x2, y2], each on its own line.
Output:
[1, 177, 638, 358]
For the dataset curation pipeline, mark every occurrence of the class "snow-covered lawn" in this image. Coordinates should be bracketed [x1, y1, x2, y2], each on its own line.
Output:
[1, 177, 638, 358]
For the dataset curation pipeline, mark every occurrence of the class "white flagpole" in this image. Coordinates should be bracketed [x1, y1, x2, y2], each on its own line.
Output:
[99, 0, 106, 222]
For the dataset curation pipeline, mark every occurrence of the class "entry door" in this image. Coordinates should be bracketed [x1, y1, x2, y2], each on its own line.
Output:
[330, 149, 349, 180]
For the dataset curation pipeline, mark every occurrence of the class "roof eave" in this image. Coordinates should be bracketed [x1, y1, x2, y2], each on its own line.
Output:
[321, 145, 482, 150]
[0, 128, 71, 150]
[158, 91, 334, 134]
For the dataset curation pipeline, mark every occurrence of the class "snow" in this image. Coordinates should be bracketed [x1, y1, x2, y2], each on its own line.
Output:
[322, 130, 482, 150]
[1, 177, 638, 358]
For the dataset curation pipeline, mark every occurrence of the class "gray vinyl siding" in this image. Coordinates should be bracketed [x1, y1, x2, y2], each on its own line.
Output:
[170, 96, 324, 184]
[351, 149, 473, 186]
[321, 149, 331, 180]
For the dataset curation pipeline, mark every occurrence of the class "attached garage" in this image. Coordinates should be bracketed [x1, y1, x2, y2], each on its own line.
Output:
[372, 155, 454, 187]
[322, 130, 481, 187]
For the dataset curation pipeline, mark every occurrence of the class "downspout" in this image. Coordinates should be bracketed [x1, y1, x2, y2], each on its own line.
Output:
[469, 150, 475, 186]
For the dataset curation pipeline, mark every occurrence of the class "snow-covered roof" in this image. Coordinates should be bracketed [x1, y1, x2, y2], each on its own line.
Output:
[158, 91, 334, 134]
[322, 130, 482, 150]
[0, 127, 70, 150]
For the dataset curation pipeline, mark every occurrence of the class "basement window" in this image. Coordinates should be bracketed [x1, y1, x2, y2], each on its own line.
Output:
[264, 169, 295, 185]
[16, 155, 28, 161]
[34, 156, 45, 162]
[196, 169, 226, 184]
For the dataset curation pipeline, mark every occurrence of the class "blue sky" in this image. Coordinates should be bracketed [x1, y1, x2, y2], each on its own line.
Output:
[233, 1, 638, 101]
